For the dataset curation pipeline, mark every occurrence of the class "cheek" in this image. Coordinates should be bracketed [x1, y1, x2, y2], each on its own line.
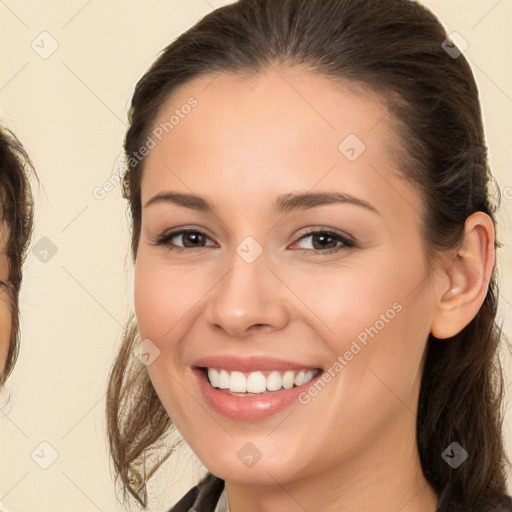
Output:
[134, 253, 193, 341]
[292, 254, 431, 392]
[133, 255, 198, 423]
[133, 250, 216, 369]
[285, 257, 407, 344]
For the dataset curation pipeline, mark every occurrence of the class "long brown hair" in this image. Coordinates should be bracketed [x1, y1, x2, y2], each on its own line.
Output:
[107, 0, 511, 507]
[0, 124, 35, 385]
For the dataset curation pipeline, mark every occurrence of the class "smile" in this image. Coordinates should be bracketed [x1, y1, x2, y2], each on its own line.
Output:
[205, 368, 321, 395]
[193, 365, 325, 420]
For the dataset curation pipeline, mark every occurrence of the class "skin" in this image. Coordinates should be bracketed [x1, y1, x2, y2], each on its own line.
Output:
[134, 66, 495, 512]
[0, 223, 12, 372]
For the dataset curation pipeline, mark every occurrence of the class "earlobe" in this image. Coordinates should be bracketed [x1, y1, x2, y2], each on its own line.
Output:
[430, 212, 495, 340]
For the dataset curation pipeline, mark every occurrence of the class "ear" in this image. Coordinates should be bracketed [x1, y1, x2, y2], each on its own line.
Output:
[430, 212, 496, 339]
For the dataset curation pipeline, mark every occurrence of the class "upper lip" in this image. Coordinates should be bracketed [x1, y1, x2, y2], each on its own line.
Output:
[192, 355, 323, 373]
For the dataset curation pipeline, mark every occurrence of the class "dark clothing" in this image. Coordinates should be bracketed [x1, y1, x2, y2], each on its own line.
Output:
[169, 473, 224, 512]
[168, 472, 512, 512]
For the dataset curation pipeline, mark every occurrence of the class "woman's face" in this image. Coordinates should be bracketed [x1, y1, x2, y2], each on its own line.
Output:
[0, 224, 12, 371]
[134, 68, 440, 486]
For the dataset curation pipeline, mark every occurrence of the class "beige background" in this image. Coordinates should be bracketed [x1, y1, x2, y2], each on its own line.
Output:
[0, 0, 511, 510]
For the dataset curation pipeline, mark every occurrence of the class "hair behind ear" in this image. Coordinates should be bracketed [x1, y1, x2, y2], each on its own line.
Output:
[418, 274, 511, 505]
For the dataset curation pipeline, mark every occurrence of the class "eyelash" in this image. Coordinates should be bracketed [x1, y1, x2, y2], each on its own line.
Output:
[151, 228, 356, 255]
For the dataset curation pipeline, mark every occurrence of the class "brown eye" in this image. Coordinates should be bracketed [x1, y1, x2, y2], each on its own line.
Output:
[153, 229, 216, 252]
[310, 233, 338, 250]
[293, 230, 355, 255]
[179, 231, 207, 247]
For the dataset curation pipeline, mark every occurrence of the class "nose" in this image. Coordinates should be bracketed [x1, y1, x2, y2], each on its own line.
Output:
[205, 248, 289, 338]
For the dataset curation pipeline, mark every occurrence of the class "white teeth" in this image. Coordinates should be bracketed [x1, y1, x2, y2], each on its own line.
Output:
[294, 370, 306, 387]
[218, 369, 230, 389]
[229, 371, 247, 392]
[267, 371, 282, 391]
[206, 368, 319, 394]
[304, 370, 315, 383]
[282, 370, 295, 389]
[207, 368, 219, 387]
[246, 371, 267, 393]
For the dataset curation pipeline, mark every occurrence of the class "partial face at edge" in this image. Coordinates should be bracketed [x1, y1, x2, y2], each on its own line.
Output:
[133, 67, 440, 485]
[0, 223, 12, 374]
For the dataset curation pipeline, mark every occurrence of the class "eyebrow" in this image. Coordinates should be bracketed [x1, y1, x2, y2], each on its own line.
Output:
[144, 191, 380, 215]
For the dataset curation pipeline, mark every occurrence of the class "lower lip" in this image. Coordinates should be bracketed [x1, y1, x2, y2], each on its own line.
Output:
[193, 368, 323, 420]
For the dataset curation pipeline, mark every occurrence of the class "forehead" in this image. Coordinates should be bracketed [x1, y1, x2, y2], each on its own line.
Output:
[140, 67, 421, 222]
[147, 66, 397, 160]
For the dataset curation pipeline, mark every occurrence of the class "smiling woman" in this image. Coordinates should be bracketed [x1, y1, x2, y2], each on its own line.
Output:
[106, 0, 512, 511]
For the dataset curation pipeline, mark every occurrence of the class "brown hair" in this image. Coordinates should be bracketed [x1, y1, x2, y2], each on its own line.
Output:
[0, 124, 35, 384]
[107, 0, 511, 508]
